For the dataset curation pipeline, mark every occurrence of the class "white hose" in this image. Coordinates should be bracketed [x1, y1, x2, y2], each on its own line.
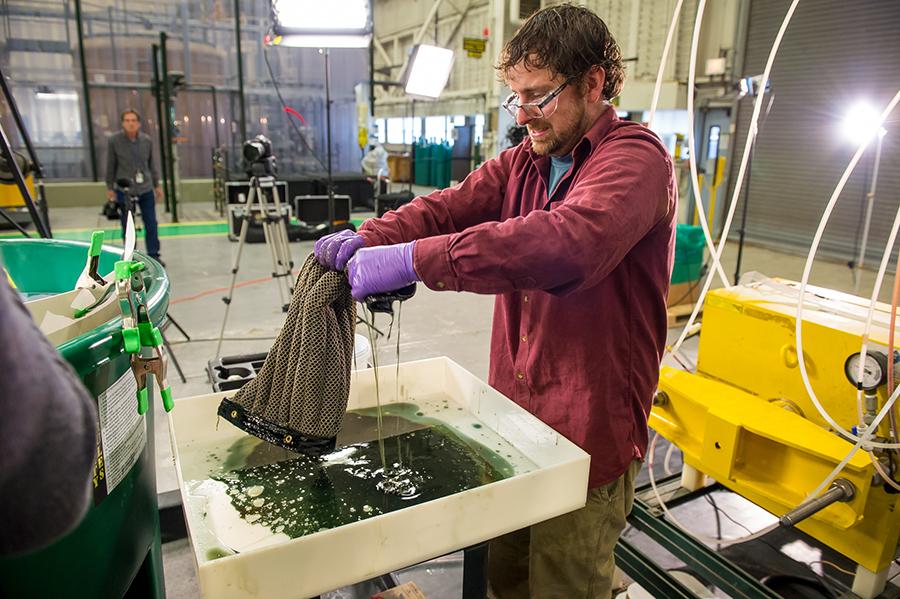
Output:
[795, 89, 900, 450]
[806, 381, 900, 498]
[648, 432, 779, 546]
[685, 0, 731, 290]
[669, 0, 800, 357]
[663, 440, 678, 476]
[852, 194, 900, 433]
[647, 0, 684, 130]
[869, 452, 900, 493]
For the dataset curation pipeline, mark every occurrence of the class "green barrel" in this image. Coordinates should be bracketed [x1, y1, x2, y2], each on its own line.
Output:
[671, 224, 706, 284]
[414, 138, 431, 186]
[0, 238, 169, 598]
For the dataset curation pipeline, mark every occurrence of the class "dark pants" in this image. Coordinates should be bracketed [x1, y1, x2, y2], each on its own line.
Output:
[117, 190, 160, 258]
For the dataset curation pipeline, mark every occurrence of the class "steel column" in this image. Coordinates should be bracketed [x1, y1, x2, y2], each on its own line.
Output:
[233, 0, 247, 144]
[73, 0, 98, 181]
[151, 43, 171, 214]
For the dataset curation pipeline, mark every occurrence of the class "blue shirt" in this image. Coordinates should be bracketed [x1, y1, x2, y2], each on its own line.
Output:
[548, 154, 574, 197]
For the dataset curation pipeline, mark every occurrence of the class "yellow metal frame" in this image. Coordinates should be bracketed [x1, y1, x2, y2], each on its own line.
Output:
[652, 278, 900, 573]
[0, 174, 34, 208]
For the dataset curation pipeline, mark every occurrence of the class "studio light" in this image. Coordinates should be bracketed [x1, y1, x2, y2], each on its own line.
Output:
[270, 0, 372, 48]
[842, 101, 887, 146]
[403, 44, 455, 100]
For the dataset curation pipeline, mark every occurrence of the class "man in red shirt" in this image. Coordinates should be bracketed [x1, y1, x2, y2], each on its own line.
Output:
[316, 5, 675, 597]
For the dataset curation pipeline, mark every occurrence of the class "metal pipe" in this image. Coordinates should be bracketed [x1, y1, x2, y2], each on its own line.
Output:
[779, 479, 855, 527]
[0, 206, 30, 237]
[854, 133, 885, 293]
[234, 0, 247, 143]
[0, 65, 43, 179]
[324, 49, 335, 233]
[151, 43, 170, 215]
[0, 121, 49, 237]
[74, 0, 98, 181]
[108, 7, 119, 110]
[369, 38, 376, 118]
[160, 31, 178, 222]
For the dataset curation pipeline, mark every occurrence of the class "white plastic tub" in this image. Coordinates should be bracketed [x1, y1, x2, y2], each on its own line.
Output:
[169, 356, 589, 598]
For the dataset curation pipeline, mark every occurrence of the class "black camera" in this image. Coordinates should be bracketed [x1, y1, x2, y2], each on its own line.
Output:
[243, 135, 277, 177]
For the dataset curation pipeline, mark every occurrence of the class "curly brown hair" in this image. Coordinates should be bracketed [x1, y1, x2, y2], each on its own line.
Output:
[496, 4, 625, 101]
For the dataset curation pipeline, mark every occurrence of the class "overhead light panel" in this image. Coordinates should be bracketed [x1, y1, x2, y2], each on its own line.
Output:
[270, 0, 372, 48]
[34, 86, 78, 101]
[403, 44, 455, 100]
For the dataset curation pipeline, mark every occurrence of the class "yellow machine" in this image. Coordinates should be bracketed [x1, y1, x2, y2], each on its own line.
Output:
[652, 274, 900, 598]
[0, 172, 35, 229]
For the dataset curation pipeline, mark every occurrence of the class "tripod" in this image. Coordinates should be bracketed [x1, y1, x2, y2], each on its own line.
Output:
[216, 174, 294, 358]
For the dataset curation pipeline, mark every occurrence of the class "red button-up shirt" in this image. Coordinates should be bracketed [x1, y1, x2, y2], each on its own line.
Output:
[359, 108, 676, 487]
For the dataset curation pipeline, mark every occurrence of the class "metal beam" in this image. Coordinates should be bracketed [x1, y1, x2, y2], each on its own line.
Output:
[73, 0, 98, 181]
[615, 538, 697, 599]
[151, 43, 170, 216]
[443, 0, 473, 47]
[233, 0, 247, 144]
[627, 498, 781, 599]
[396, 0, 447, 80]
[373, 37, 392, 66]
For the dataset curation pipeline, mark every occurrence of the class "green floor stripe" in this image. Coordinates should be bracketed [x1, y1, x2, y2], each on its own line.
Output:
[0, 221, 230, 242]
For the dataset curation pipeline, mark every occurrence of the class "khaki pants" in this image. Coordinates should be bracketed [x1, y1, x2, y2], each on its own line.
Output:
[488, 460, 641, 599]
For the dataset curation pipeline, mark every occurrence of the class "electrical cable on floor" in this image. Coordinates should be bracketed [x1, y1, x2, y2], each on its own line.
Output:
[647, 432, 779, 547]
[698, 483, 855, 595]
[806, 560, 856, 578]
[703, 494, 723, 543]
[262, 46, 329, 173]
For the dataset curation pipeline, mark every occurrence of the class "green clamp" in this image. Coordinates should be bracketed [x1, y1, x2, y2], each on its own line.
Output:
[88, 230, 104, 257]
[114, 259, 145, 281]
[136, 387, 149, 415]
[161, 387, 174, 412]
[122, 327, 141, 354]
[137, 321, 163, 348]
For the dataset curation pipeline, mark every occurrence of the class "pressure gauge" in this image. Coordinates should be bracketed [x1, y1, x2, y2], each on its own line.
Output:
[844, 351, 888, 391]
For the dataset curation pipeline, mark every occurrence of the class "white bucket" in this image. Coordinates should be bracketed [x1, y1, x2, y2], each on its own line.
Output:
[354, 333, 372, 368]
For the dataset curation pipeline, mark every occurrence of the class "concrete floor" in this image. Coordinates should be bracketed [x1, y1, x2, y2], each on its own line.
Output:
[34, 198, 900, 597]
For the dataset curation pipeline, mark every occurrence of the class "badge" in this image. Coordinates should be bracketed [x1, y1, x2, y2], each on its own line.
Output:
[135, 171, 144, 184]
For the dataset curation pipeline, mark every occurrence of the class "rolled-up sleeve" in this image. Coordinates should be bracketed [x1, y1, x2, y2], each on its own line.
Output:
[413, 136, 673, 296]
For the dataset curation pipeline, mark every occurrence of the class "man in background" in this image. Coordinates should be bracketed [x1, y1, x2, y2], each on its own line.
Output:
[105, 109, 164, 266]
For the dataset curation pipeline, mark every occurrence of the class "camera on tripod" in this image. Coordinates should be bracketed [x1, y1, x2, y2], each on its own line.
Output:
[243, 134, 277, 177]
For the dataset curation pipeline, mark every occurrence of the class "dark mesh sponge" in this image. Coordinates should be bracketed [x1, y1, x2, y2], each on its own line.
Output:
[217, 253, 356, 454]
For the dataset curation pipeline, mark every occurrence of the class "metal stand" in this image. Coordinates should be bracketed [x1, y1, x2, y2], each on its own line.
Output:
[853, 132, 884, 294]
[323, 48, 336, 234]
[161, 314, 191, 384]
[0, 63, 51, 238]
[215, 175, 294, 358]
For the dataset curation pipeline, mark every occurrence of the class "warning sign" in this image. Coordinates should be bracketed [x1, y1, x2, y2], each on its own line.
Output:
[463, 37, 487, 58]
[93, 371, 146, 502]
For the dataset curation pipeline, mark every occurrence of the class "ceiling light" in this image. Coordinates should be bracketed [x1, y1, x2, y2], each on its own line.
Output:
[270, 0, 371, 48]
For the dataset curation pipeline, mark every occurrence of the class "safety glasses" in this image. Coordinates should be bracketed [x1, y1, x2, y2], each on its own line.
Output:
[502, 78, 572, 120]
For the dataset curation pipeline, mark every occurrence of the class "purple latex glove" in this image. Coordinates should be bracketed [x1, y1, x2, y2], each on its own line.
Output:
[347, 242, 418, 302]
[314, 229, 365, 271]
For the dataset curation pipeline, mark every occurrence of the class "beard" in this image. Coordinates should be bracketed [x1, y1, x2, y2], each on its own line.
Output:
[527, 105, 588, 157]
